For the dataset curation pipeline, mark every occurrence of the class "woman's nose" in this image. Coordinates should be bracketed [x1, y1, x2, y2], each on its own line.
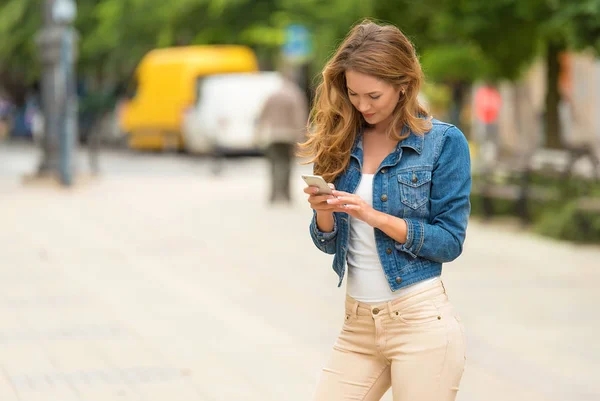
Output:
[357, 101, 370, 113]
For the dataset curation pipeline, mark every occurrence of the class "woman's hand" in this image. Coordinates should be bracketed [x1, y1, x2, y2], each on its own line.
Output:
[304, 183, 337, 212]
[327, 190, 384, 228]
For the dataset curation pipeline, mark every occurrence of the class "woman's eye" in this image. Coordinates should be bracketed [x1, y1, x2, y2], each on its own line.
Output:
[348, 92, 357, 97]
[370, 95, 380, 100]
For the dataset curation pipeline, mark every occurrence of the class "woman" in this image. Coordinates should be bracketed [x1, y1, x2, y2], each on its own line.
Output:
[298, 20, 471, 401]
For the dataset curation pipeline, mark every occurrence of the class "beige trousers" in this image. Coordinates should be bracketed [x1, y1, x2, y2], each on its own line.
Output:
[313, 280, 466, 401]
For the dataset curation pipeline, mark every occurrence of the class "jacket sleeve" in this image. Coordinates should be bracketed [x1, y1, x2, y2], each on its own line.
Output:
[395, 126, 472, 263]
[309, 210, 338, 254]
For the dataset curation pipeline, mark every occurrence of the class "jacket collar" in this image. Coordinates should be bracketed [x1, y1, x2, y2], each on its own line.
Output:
[397, 127, 424, 154]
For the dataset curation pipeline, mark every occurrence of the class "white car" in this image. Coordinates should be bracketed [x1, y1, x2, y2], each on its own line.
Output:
[182, 71, 284, 154]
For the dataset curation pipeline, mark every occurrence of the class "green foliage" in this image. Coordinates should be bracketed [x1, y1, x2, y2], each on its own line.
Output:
[421, 82, 451, 112]
[0, 0, 40, 83]
[421, 44, 492, 83]
[534, 200, 600, 243]
[471, 170, 600, 243]
[2, 0, 600, 94]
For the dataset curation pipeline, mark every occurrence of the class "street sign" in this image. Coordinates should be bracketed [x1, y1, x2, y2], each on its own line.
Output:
[474, 86, 502, 124]
[282, 24, 312, 64]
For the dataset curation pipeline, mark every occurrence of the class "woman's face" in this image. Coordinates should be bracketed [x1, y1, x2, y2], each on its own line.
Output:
[345, 69, 402, 126]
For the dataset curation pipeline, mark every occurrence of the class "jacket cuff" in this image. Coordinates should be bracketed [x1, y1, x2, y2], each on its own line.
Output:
[395, 218, 424, 258]
[311, 213, 338, 242]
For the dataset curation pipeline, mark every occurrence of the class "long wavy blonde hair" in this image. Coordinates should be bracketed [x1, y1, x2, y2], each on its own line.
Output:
[298, 20, 432, 183]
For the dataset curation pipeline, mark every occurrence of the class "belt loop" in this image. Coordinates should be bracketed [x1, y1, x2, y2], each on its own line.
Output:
[387, 300, 395, 318]
[352, 300, 359, 318]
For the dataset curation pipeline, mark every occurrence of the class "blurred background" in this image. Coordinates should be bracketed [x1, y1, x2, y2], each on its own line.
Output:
[0, 1, 599, 400]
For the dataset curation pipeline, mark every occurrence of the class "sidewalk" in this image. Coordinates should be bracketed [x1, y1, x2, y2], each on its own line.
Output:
[0, 148, 599, 400]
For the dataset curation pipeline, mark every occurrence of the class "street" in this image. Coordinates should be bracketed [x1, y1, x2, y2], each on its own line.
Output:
[0, 142, 599, 401]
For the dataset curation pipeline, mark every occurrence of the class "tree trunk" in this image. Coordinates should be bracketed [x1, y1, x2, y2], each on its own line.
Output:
[545, 41, 564, 149]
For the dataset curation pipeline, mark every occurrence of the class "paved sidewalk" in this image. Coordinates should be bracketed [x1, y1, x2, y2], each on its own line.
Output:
[0, 146, 599, 401]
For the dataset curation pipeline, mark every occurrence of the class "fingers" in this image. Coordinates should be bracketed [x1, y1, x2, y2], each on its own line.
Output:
[304, 184, 339, 212]
[331, 190, 350, 197]
[310, 194, 334, 204]
[303, 186, 334, 196]
[305, 193, 336, 212]
[327, 194, 359, 205]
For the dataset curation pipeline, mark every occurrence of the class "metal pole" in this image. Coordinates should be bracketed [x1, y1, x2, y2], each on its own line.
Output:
[35, 0, 78, 186]
[58, 27, 78, 186]
[36, 0, 61, 176]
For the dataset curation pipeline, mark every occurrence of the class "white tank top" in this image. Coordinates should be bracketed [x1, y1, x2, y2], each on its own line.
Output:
[346, 174, 439, 304]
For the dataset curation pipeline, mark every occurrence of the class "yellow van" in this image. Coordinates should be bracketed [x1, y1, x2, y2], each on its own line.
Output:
[120, 45, 259, 151]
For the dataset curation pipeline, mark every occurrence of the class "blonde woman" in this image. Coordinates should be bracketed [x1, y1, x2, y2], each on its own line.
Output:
[299, 20, 471, 401]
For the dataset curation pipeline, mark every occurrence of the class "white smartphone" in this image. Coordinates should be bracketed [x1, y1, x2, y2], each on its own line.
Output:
[302, 174, 333, 195]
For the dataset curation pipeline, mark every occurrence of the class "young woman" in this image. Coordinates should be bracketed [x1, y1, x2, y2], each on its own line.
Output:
[299, 20, 471, 401]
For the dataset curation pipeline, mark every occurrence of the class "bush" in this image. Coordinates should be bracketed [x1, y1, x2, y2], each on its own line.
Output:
[470, 171, 600, 244]
[534, 200, 600, 243]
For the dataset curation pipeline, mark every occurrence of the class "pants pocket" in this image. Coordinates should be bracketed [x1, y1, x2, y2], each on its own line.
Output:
[390, 300, 441, 325]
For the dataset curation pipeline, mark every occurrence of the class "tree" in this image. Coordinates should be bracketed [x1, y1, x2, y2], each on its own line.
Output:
[377, 0, 600, 149]
[0, 0, 40, 105]
[1, 0, 599, 151]
[438, 0, 600, 148]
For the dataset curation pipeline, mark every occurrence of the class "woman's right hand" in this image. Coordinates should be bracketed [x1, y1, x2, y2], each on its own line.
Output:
[304, 183, 336, 212]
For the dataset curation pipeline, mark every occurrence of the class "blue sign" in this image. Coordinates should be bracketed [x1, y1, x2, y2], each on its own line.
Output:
[282, 24, 312, 63]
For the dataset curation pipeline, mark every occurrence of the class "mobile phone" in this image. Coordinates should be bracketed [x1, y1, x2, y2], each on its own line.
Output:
[302, 174, 333, 195]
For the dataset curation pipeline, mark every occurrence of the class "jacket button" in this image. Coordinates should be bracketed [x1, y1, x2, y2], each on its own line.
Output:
[412, 174, 418, 183]
[380, 194, 388, 202]
[395, 277, 402, 284]
[381, 168, 387, 174]
[386, 248, 392, 254]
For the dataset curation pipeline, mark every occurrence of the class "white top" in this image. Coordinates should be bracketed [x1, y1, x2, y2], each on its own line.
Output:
[346, 174, 439, 304]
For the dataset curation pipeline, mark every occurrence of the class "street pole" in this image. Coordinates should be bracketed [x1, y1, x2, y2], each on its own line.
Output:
[36, 0, 61, 176]
[57, 25, 79, 186]
[35, 0, 79, 186]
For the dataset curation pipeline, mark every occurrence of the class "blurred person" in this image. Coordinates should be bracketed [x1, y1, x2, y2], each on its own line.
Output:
[298, 20, 471, 401]
[0, 96, 12, 140]
[256, 71, 309, 204]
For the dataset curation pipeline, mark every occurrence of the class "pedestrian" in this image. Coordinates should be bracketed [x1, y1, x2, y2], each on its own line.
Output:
[298, 20, 471, 401]
[256, 70, 309, 204]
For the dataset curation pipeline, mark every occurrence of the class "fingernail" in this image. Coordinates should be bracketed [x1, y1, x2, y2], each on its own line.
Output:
[326, 199, 334, 204]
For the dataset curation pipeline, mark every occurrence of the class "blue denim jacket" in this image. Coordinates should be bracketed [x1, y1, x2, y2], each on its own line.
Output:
[309, 119, 471, 290]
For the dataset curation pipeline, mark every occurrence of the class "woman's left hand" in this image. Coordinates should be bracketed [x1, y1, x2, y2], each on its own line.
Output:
[327, 190, 382, 227]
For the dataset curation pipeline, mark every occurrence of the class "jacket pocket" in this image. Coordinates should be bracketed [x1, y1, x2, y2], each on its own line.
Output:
[398, 169, 432, 210]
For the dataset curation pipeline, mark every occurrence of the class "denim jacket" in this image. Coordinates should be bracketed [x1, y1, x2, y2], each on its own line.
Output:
[309, 119, 471, 290]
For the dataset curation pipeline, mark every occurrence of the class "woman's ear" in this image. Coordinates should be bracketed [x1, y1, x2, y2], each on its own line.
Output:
[398, 87, 406, 103]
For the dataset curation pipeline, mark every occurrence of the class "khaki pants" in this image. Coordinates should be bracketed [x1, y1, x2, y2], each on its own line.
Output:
[313, 280, 466, 401]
